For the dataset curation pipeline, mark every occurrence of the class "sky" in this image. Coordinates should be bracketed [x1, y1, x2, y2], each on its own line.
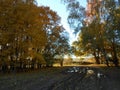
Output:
[36, 0, 87, 44]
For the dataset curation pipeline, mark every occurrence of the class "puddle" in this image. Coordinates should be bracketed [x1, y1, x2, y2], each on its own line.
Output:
[66, 67, 106, 79]
[67, 67, 81, 73]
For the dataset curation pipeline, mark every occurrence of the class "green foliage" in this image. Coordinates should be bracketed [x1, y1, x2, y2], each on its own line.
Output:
[65, 0, 120, 66]
[43, 25, 70, 66]
[62, 0, 85, 34]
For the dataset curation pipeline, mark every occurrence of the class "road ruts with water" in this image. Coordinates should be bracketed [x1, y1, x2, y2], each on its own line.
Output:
[0, 67, 120, 90]
[47, 67, 116, 90]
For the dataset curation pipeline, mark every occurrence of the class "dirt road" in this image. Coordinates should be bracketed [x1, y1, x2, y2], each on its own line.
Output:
[0, 67, 120, 90]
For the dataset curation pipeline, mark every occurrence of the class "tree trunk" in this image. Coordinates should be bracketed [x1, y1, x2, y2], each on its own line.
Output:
[112, 41, 119, 67]
[102, 48, 109, 67]
[60, 59, 63, 67]
[93, 51, 100, 64]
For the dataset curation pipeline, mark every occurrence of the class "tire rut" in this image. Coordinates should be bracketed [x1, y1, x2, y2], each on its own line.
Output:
[49, 71, 87, 90]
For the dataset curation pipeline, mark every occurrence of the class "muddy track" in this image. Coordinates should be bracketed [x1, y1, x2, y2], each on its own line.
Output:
[49, 73, 86, 90]
[48, 67, 118, 90]
[48, 67, 90, 90]
[0, 67, 120, 90]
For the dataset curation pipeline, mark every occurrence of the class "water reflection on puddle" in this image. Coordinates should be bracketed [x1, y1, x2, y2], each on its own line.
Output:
[66, 67, 106, 79]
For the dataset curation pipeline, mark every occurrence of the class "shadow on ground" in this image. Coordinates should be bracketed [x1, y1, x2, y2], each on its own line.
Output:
[0, 66, 120, 90]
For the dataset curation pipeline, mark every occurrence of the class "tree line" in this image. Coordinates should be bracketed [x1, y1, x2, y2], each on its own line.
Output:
[63, 0, 120, 67]
[0, 0, 70, 72]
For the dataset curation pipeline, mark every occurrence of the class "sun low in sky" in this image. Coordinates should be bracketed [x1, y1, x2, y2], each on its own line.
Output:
[36, 0, 87, 44]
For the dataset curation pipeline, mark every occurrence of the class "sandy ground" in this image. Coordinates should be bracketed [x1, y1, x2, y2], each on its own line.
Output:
[0, 66, 120, 90]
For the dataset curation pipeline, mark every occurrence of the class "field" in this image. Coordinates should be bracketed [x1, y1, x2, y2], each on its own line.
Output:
[0, 66, 120, 90]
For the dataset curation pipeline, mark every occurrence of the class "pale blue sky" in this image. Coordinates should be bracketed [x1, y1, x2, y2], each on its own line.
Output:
[36, 0, 87, 44]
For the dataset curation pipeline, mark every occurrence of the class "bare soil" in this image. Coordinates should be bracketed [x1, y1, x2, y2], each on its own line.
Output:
[0, 66, 120, 90]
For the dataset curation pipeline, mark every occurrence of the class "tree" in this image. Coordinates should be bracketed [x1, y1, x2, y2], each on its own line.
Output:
[101, 0, 120, 66]
[43, 24, 70, 67]
[62, 0, 85, 34]
[0, 0, 48, 71]
[63, 0, 120, 67]
[55, 31, 70, 66]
